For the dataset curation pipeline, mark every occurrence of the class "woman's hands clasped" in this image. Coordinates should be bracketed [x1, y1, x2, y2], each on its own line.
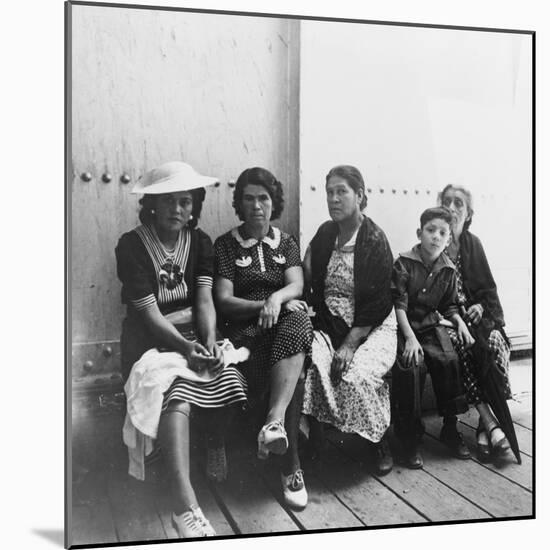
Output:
[257, 296, 308, 331]
[183, 340, 224, 375]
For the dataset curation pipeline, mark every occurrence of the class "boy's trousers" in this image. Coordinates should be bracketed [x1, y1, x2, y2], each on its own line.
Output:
[392, 326, 468, 443]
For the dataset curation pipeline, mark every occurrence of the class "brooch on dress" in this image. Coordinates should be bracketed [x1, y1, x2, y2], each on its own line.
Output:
[158, 258, 183, 290]
[272, 254, 286, 265]
[235, 256, 252, 268]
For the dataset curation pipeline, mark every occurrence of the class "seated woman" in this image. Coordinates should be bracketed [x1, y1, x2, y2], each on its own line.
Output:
[439, 184, 513, 461]
[116, 161, 248, 538]
[214, 167, 313, 510]
[302, 165, 397, 475]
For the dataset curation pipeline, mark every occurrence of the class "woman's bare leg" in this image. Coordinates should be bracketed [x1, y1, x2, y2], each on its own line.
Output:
[280, 372, 305, 475]
[157, 401, 197, 514]
[266, 352, 305, 424]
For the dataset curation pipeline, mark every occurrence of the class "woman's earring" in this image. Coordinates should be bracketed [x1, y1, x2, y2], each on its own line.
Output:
[189, 214, 194, 220]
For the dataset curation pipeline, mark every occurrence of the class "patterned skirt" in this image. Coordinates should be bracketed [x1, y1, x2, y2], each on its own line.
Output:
[302, 309, 397, 443]
[447, 327, 512, 404]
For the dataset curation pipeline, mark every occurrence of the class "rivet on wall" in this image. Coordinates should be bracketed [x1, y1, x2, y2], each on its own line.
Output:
[379, 188, 385, 193]
[310, 185, 316, 191]
[120, 173, 131, 184]
[102, 345, 113, 357]
[102, 173, 112, 183]
[81, 172, 92, 182]
[228, 179, 236, 188]
[391, 189, 396, 194]
[83, 360, 94, 373]
[415, 189, 419, 195]
[426, 190, 431, 195]
[214, 181, 220, 187]
[367, 188, 372, 193]
[403, 189, 408, 194]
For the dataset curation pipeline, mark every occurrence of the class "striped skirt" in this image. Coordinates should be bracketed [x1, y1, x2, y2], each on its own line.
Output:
[161, 365, 248, 412]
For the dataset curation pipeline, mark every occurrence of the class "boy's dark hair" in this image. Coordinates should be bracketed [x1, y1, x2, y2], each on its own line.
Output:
[419, 206, 453, 229]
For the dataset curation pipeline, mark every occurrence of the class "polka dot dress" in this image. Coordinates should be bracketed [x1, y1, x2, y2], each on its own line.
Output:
[214, 225, 313, 394]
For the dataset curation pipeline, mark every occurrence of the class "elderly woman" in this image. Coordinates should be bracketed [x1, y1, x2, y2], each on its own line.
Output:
[439, 184, 512, 461]
[302, 165, 397, 475]
[214, 167, 313, 510]
[115, 162, 248, 538]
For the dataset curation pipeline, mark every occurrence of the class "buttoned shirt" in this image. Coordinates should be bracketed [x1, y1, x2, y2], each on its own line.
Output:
[391, 245, 458, 334]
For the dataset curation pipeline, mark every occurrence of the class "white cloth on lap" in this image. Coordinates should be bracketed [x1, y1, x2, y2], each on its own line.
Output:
[123, 339, 249, 480]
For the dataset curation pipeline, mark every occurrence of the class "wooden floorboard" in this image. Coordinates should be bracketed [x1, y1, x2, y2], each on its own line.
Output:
[106, 469, 168, 543]
[508, 395, 533, 430]
[260, 458, 365, 531]
[420, 435, 532, 518]
[69, 358, 533, 544]
[433, 418, 533, 491]
[150, 464, 237, 539]
[458, 408, 533, 457]
[209, 454, 300, 535]
[318, 435, 426, 526]
[325, 429, 490, 523]
[71, 470, 119, 546]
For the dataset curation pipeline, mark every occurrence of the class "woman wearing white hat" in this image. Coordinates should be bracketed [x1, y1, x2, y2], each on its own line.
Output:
[115, 161, 248, 538]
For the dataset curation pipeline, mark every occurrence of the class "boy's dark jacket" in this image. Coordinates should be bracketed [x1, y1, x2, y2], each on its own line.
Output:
[391, 244, 458, 335]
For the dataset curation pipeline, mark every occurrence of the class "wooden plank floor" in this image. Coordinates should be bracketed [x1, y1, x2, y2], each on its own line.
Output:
[69, 358, 533, 547]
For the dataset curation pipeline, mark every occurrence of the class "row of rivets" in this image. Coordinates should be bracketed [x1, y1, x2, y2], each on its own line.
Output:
[80, 172, 234, 188]
[365, 188, 431, 195]
[309, 186, 433, 195]
[80, 172, 132, 184]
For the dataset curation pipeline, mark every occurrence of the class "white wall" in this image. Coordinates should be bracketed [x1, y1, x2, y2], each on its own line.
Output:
[70, 5, 299, 350]
[299, 21, 532, 338]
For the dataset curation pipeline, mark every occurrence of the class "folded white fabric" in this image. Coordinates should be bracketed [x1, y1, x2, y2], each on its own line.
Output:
[123, 339, 249, 480]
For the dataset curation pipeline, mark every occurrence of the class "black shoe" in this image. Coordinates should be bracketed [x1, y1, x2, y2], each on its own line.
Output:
[373, 438, 393, 476]
[440, 422, 471, 459]
[402, 442, 423, 469]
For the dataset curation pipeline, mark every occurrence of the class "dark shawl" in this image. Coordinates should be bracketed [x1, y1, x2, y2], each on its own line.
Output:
[459, 230, 509, 383]
[459, 230, 506, 335]
[309, 215, 394, 348]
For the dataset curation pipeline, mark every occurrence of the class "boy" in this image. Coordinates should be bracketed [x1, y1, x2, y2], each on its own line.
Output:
[392, 206, 474, 469]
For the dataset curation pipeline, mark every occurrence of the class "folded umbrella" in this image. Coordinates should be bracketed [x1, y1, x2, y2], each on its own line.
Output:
[473, 331, 521, 464]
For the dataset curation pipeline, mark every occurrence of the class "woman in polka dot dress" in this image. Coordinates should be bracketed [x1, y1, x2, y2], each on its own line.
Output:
[214, 167, 313, 510]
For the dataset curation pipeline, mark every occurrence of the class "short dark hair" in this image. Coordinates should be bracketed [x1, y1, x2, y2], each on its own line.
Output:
[438, 184, 474, 231]
[232, 167, 284, 221]
[138, 188, 206, 229]
[420, 206, 453, 229]
[325, 165, 368, 210]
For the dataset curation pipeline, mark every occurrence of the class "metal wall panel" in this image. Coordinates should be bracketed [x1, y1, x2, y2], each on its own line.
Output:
[70, 5, 299, 379]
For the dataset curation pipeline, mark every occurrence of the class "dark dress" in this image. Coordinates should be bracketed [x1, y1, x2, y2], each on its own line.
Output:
[115, 223, 247, 410]
[214, 225, 313, 395]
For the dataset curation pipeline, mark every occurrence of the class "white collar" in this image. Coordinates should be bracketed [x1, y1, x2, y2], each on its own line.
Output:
[231, 225, 281, 249]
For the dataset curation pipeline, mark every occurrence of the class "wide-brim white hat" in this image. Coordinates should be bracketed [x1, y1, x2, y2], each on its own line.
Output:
[131, 161, 219, 194]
